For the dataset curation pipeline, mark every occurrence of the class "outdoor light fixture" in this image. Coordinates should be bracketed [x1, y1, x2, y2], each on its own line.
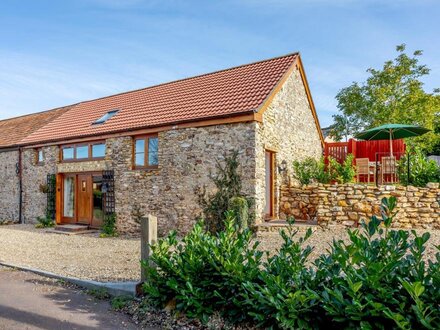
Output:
[278, 160, 287, 173]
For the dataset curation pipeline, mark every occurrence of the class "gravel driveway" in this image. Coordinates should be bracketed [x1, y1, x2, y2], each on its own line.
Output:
[0, 224, 439, 282]
[0, 225, 140, 282]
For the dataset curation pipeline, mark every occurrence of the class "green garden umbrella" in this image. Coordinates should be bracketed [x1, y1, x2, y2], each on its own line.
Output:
[355, 123, 430, 156]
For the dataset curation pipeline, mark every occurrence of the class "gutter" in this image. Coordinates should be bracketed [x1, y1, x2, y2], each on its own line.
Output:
[18, 147, 23, 224]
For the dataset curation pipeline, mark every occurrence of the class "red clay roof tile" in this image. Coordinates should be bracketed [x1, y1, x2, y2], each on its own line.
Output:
[0, 106, 72, 148]
[21, 53, 298, 145]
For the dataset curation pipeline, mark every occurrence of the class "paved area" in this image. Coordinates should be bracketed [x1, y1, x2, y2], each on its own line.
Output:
[0, 266, 143, 330]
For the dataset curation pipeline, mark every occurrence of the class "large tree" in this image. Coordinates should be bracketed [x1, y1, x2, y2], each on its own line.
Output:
[330, 44, 440, 153]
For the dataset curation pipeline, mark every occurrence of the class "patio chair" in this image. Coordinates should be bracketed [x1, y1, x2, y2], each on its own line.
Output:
[356, 158, 375, 183]
[380, 156, 397, 184]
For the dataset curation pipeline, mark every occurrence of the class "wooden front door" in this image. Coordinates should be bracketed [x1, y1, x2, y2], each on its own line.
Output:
[77, 174, 93, 224]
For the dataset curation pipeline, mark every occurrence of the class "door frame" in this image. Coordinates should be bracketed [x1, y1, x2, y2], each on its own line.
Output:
[57, 171, 104, 226]
[265, 150, 276, 220]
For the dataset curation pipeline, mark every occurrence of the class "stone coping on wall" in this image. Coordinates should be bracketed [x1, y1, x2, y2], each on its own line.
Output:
[280, 182, 440, 229]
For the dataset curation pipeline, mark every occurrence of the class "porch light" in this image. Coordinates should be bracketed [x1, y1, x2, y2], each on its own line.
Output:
[278, 160, 287, 173]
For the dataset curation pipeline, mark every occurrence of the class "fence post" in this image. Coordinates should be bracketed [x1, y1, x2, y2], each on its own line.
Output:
[140, 214, 157, 282]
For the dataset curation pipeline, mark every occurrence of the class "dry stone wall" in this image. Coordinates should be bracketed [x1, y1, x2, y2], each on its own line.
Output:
[0, 150, 20, 223]
[280, 183, 440, 229]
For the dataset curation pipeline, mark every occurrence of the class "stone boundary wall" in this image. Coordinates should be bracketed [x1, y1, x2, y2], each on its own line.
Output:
[280, 183, 440, 229]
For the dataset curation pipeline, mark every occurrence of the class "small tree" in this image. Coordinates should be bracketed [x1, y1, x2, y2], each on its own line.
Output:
[196, 151, 249, 233]
[331, 44, 440, 153]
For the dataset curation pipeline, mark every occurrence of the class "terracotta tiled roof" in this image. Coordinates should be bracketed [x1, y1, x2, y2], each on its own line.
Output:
[0, 106, 72, 148]
[21, 53, 299, 145]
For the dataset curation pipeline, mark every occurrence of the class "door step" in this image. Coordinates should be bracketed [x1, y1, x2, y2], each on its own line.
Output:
[47, 224, 99, 235]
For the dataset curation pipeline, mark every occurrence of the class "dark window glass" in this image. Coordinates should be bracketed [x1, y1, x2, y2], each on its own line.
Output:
[92, 176, 104, 226]
[76, 145, 89, 159]
[92, 143, 105, 158]
[148, 137, 158, 166]
[63, 147, 74, 160]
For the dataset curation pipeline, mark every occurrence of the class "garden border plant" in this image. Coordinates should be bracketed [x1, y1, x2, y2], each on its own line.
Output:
[142, 197, 440, 329]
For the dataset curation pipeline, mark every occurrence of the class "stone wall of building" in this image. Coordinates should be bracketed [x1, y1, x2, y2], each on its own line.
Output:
[22, 146, 59, 223]
[254, 67, 323, 221]
[0, 150, 20, 223]
[107, 123, 258, 235]
[280, 183, 440, 229]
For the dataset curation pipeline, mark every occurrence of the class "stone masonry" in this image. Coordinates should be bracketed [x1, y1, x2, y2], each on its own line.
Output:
[255, 67, 323, 220]
[0, 150, 20, 223]
[280, 183, 440, 229]
[14, 66, 323, 235]
[21, 146, 59, 223]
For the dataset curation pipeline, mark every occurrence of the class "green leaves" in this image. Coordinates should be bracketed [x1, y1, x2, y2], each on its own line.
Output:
[142, 197, 439, 329]
[293, 154, 356, 185]
[331, 44, 440, 153]
[398, 146, 440, 187]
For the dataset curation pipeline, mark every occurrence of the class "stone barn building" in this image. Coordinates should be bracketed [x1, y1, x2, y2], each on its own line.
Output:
[0, 53, 323, 234]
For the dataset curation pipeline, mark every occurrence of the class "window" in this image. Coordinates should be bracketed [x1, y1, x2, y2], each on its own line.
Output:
[36, 149, 44, 164]
[61, 142, 106, 161]
[134, 135, 159, 168]
[62, 147, 74, 160]
[76, 145, 89, 159]
[92, 143, 105, 158]
[92, 110, 119, 125]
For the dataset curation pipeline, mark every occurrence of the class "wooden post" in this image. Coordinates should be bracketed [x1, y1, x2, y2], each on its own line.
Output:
[140, 214, 157, 282]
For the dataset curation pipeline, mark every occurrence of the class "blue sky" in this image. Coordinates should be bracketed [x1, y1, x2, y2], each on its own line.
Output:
[0, 0, 439, 126]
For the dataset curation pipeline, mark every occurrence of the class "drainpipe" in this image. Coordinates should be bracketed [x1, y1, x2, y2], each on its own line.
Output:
[18, 147, 23, 224]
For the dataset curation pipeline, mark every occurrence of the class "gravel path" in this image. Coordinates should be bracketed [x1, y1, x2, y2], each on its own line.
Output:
[1, 224, 439, 282]
[256, 226, 440, 262]
[0, 225, 140, 282]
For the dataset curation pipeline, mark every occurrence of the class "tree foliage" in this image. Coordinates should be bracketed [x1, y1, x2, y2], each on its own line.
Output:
[330, 44, 440, 153]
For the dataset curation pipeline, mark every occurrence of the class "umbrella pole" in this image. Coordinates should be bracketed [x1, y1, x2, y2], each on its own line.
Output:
[390, 129, 394, 183]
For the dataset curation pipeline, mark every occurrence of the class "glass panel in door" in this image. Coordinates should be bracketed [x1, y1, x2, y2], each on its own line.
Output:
[92, 175, 104, 227]
[63, 176, 75, 219]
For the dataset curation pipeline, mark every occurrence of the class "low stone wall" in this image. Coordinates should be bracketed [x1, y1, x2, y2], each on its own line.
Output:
[280, 183, 440, 229]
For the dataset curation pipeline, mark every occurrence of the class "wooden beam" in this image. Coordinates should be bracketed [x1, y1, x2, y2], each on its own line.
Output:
[23, 113, 262, 149]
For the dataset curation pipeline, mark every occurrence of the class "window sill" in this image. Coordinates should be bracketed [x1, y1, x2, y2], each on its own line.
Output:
[132, 166, 159, 171]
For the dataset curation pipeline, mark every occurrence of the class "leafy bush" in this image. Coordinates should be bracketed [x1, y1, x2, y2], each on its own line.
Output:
[398, 147, 440, 187]
[293, 154, 355, 185]
[142, 198, 440, 329]
[100, 213, 118, 237]
[35, 215, 55, 228]
[328, 153, 356, 184]
[196, 151, 252, 233]
[228, 196, 249, 229]
[143, 211, 262, 324]
[293, 157, 331, 185]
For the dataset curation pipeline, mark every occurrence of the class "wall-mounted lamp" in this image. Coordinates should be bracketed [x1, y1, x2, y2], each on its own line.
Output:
[278, 160, 288, 174]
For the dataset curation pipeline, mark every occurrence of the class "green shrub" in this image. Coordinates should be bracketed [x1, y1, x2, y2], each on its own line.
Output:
[142, 198, 440, 328]
[196, 151, 251, 233]
[328, 153, 356, 184]
[35, 213, 55, 228]
[293, 157, 331, 185]
[228, 196, 249, 229]
[143, 211, 263, 324]
[313, 196, 440, 329]
[398, 147, 440, 187]
[241, 219, 319, 329]
[100, 213, 118, 237]
[293, 154, 355, 185]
